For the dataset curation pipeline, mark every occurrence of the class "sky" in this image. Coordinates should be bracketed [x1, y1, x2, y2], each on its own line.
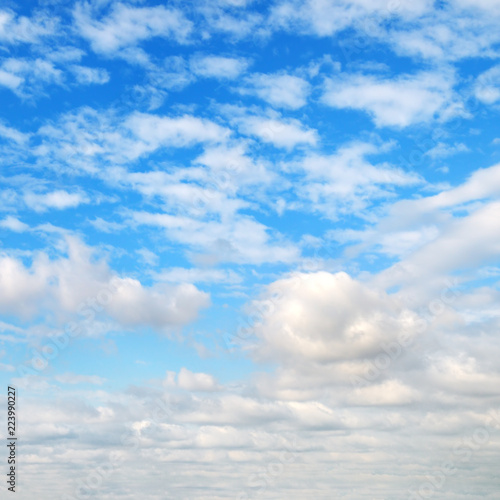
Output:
[1, 0, 500, 498]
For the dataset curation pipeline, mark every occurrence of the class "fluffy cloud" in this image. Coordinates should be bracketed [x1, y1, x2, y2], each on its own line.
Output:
[175, 367, 221, 392]
[341, 161, 500, 264]
[124, 112, 230, 151]
[249, 271, 418, 365]
[35, 107, 231, 173]
[269, 0, 432, 36]
[322, 71, 460, 127]
[73, 3, 192, 54]
[474, 64, 500, 104]
[190, 55, 249, 79]
[237, 73, 311, 109]
[378, 200, 500, 292]
[0, 57, 63, 96]
[70, 65, 110, 85]
[424, 141, 469, 159]
[0, 9, 56, 44]
[0, 216, 29, 232]
[155, 267, 242, 285]
[0, 69, 23, 90]
[54, 373, 106, 385]
[236, 116, 318, 149]
[453, 0, 500, 13]
[11, 261, 500, 498]
[131, 211, 299, 265]
[0, 122, 30, 144]
[290, 141, 421, 218]
[0, 237, 209, 329]
[23, 190, 90, 212]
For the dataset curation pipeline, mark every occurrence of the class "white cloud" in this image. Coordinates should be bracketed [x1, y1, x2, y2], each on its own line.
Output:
[237, 73, 310, 109]
[347, 379, 420, 405]
[124, 168, 248, 219]
[237, 116, 318, 149]
[193, 143, 277, 188]
[0, 216, 29, 232]
[131, 211, 299, 265]
[70, 65, 110, 85]
[0, 122, 30, 144]
[0, 69, 23, 90]
[124, 112, 230, 151]
[23, 190, 90, 212]
[453, 0, 500, 13]
[197, 2, 264, 39]
[291, 141, 422, 219]
[34, 107, 231, 173]
[338, 160, 500, 266]
[268, 1, 500, 64]
[323, 70, 461, 127]
[385, 6, 500, 61]
[428, 355, 500, 396]
[0, 237, 210, 329]
[147, 56, 195, 92]
[88, 217, 124, 233]
[0, 9, 56, 44]
[176, 367, 221, 392]
[269, 0, 433, 36]
[406, 161, 500, 210]
[249, 271, 419, 366]
[54, 373, 106, 385]
[190, 55, 249, 79]
[74, 2, 192, 54]
[0, 57, 63, 96]
[106, 278, 210, 329]
[425, 141, 469, 159]
[135, 248, 159, 267]
[378, 200, 500, 290]
[474, 64, 500, 104]
[156, 267, 242, 285]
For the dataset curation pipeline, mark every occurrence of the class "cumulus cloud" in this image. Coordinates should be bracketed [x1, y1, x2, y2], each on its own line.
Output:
[131, 211, 299, 265]
[322, 70, 461, 127]
[0, 9, 56, 44]
[0, 68, 23, 90]
[269, 0, 432, 36]
[0, 236, 209, 329]
[453, 0, 500, 14]
[34, 107, 231, 173]
[249, 271, 419, 365]
[424, 141, 469, 159]
[0, 122, 30, 144]
[237, 73, 311, 109]
[377, 200, 500, 291]
[155, 267, 242, 285]
[23, 190, 90, 212]
[190, 55, 249, 79]
[175, 367, 221, 392]
[474, 64, 500, 104]
[291, 141, 422, 219]
[73, 2, 192, 54]
[54, 373, 106, 385]
[0, 216, 29, 232]
[236, 116, 318, 149]
[0, 57, 64, 97]
[70, 65, 110, 85]
[124, 112, 230, 151]
[343, 161, 500, 267]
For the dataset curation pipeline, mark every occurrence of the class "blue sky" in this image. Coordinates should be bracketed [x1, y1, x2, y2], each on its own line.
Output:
[1, 0, 500, 498]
